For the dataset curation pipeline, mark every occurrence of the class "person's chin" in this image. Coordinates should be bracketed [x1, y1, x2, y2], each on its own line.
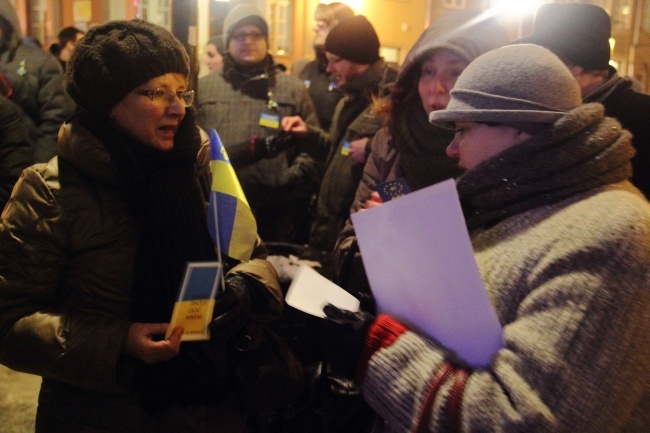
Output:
[150, 137, 175, 152]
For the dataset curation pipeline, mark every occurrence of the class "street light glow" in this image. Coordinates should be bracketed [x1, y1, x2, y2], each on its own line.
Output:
[488, 0, 542, 18]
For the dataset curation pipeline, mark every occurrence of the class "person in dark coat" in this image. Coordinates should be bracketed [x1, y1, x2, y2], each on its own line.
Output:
[0, 0, 73, 163]
[299, 2, 354, 131]
[55, 26, 85, 72]
[0, 19, 283, 433]
[283, 15, 398, 254]
[333, 8, 508, 322]
[0, 96, 31, 211]
[518, 3, 650, 198]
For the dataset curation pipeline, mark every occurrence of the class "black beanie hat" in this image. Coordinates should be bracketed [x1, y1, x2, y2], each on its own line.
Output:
[325, 15, 380, 65]
[517, 3, 611, 71]
[65, 19, 190, 116]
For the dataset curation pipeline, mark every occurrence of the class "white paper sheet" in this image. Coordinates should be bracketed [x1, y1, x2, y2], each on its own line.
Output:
[351, 178, 503, 367]
[285, 264, 360, 317]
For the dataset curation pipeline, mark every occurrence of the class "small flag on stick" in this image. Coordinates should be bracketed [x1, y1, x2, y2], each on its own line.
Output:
[207, 129, 257, 261]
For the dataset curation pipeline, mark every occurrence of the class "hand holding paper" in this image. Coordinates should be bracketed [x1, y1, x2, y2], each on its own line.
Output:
[285, 265, 360, 317]
[351, 179, 503, 368]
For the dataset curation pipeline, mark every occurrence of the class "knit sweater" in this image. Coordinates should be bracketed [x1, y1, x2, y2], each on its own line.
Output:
[361, 104, 650, 433]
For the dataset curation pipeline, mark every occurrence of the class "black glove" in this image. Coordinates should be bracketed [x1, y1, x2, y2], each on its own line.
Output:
[250, 131, 296, 159]
[322, 303, 375, 379]
[209, 275, 252, 344]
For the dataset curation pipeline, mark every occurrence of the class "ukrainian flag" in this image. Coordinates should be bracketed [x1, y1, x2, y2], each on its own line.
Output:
[207, 129, 257, 262]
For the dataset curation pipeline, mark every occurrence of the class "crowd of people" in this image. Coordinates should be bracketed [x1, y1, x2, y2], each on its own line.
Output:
[0, 1, 648, 433]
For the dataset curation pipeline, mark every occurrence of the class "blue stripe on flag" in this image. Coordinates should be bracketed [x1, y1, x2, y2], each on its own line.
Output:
[208, 129, 257, 261]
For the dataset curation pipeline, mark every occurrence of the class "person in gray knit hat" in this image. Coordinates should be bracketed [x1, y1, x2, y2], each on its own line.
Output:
[325, 44, 650, 433]
[0, 19, 283, 433]
[198, 4, 320, 244]
[518, 3, 650, 199]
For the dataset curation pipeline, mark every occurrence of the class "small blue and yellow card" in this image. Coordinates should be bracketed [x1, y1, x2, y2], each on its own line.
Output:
[167, 262, 222, 341]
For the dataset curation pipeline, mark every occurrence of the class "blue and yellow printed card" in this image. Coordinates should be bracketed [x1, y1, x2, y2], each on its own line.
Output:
[167, 262, 222, 341]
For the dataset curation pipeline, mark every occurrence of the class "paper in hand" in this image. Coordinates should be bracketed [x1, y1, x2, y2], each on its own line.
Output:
[285, 264, 360, 318]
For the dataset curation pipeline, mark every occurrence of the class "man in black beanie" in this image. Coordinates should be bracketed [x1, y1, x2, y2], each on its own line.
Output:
[299, 2, 355, 130]
[283, 15, 397, 253]
[519, 3, 650, 198]
[280, 16, 397, 433]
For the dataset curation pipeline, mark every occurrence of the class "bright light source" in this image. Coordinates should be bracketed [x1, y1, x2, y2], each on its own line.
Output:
[488, 0, 542, 18]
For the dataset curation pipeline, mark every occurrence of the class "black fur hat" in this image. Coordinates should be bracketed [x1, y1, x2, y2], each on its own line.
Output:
[65, 19, 189, 116]
[517, 3, 611, 71]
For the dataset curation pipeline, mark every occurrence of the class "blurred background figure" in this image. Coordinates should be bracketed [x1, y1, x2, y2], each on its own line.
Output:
[0, 0, 73, 163]
[198, 5, 320, 244]
[518, 3, 650, 198]
[0, 96, 32, 213]
[299, 2, 354, 131]
[204, 34, 225, 73]
[283, 15, 397, 255]
[55, 26, 85, 71]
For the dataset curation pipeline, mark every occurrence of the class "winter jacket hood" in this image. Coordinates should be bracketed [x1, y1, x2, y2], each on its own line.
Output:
[0, 0, 23, 55]
[396, 10, 508, 89]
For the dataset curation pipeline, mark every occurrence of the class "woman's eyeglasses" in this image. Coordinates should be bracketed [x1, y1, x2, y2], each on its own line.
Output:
[135, 88, 194, 108]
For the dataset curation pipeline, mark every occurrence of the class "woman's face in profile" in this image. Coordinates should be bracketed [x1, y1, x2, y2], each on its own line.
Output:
[418, 49, 468, 114]
[110, 73, 189, 152]
[204, 42, 223, 72]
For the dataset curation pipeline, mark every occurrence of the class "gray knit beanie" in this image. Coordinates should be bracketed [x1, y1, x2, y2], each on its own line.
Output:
[223, 5, 268, 47]
[325, 15, 380, 64]
[517, 3, 611, 71]
[65, 19, 189, 116]
[429, 44, 582, 126]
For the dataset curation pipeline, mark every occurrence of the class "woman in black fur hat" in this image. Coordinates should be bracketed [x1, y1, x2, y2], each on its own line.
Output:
[0, 19, 283, 433]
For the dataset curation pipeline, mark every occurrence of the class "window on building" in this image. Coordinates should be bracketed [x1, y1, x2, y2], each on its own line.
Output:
[30, 0, 46, 46]
[611, 0, 633, 30]
[265, 0, 294, 56]
[137, 0, 172, 30]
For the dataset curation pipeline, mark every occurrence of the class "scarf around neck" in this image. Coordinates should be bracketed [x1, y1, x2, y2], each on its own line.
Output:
[457, 103, 635, 230]
[80, 109, 216, 323]
[392, 102, 459, 191]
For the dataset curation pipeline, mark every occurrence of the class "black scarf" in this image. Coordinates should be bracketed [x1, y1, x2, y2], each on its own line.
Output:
[222, 52, 275, 90]
[391, 102, 460, 191]
[80, 110, 231, 408]
[80, 109, 216, 323]
[457, 104, 635, 230]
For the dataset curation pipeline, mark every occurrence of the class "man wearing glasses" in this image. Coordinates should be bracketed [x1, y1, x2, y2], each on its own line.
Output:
[198, 4, 320, 244]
